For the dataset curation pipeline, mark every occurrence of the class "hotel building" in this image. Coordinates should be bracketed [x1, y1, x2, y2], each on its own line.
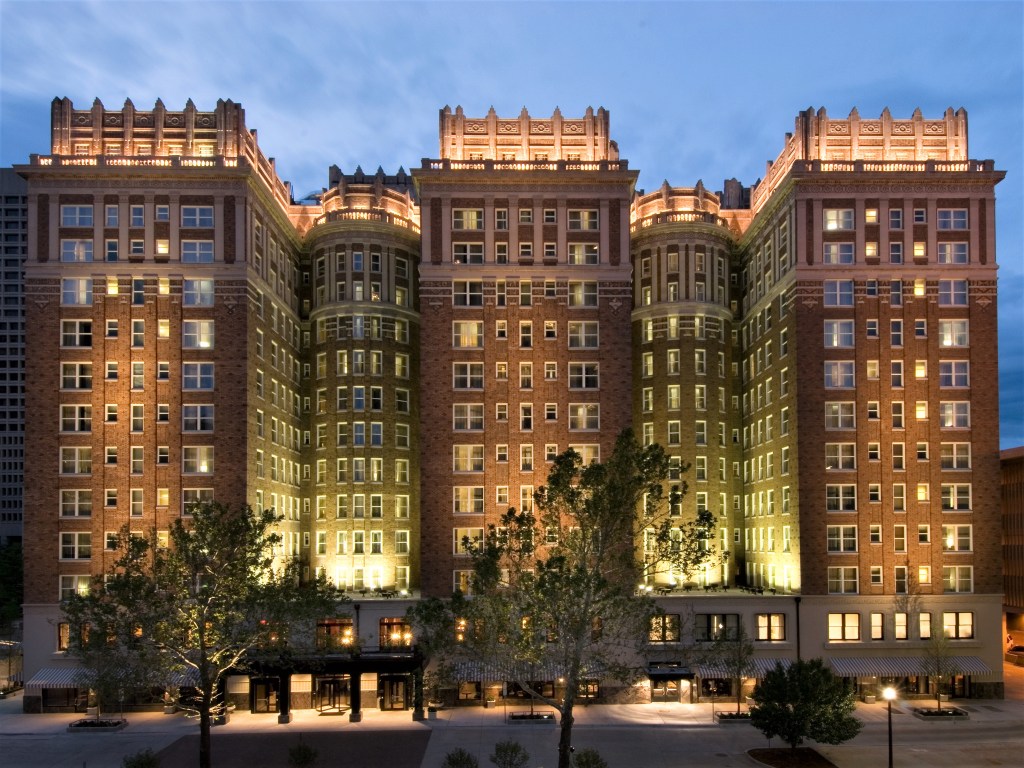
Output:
[15, 98, 1006, 712]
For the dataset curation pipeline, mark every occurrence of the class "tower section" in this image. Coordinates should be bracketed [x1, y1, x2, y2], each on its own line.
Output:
[414, 107, 638, 597]
[630, 182, 742, 587]
[303, 166, 421, 594]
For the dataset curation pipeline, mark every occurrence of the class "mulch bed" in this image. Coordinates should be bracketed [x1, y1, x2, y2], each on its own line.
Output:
[156, 730, 431, 768]
[748, 747, 839, 768]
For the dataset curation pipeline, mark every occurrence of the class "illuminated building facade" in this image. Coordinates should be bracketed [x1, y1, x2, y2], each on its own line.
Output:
[15, 99, 1006, 712]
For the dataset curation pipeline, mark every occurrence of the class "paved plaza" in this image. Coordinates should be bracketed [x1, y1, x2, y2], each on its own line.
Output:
[1, 662, 1022, 767]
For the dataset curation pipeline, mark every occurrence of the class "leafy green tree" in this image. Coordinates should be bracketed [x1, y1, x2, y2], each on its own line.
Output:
[64, 503, 343, 768]
[573, 749, 609, 768]
[451, 430, 718, 768]
[489, 740, 529, 768]
[921, 632, 958, 710]
[442, 748, 480, 768]
[700, 623, 756, 714]
[750, 658, 861, 749]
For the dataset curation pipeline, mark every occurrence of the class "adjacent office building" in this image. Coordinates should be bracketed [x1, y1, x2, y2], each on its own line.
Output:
[16, 98, 1006, 711]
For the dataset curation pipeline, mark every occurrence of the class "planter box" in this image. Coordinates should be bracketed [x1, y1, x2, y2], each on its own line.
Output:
[913, 707, 969, 722]
[508, 712, 555, 723]
[862, 695, 876, 704]
[68, 718, 128, 733]
[715, 713, 752, 725]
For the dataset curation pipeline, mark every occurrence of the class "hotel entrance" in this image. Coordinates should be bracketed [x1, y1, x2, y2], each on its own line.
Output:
[251, 678, 279, 713]
[314, 675, 350, 713]
[378, 674, 409, 710]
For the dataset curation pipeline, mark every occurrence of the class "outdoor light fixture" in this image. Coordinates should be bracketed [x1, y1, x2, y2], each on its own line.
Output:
[883, 686, 897, 768]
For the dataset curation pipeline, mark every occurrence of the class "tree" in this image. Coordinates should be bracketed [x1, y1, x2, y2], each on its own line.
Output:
[448, 430, 720, 768]
[750, 659, 861, 749]
[490, 740, 529, 768]
[700, 623, 756, 714]
[0, 542, 23, 635]
[921, 632, 958, 710]
[64, 503, 343, 768]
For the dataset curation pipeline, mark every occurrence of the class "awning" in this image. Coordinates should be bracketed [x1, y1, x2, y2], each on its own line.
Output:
[647, 663, 694, 680]
[451, 659, 604, 682]
[25, 666, 199, 692]
[829, 656, 992, 677]
[694, 657, 791, 679]
[25, 667, 86, 691]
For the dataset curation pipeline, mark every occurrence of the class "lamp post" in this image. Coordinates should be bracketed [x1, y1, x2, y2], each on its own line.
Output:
[882, 686, 897, 768]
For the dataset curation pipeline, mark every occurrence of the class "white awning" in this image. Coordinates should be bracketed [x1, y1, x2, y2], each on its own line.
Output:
[829, 656, 992, 677]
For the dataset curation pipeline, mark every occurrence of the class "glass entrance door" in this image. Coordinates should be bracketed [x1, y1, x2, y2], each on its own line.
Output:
[251, 678, 279, 713]
[379, 675, 408, 710]
[315, 675, 350, 712]
[652, 679, 679, 702]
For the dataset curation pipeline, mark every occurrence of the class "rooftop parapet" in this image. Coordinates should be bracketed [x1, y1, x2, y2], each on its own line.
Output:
[438, 105, 619, 163]
[34, 97, 293, 210]
[751, 107, 970, 212]
[316, 165, 419, 232]
[630, 180, 729, 232]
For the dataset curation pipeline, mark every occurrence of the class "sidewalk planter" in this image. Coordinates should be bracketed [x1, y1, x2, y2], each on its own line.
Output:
[484, 698, 496, 709]
[508, 711, 555, 723]
[715, 712, 752, 725]
[913, 707, 969, 722]
[862, 694, 876, 704]
[427, 707, 437, 720]
[67, 718, 128, 733]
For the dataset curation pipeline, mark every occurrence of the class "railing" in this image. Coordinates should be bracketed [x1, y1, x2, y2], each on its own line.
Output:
[423, 158, 629, 172]
[314, 208, 419, 232]
[630, 210, 728, 232]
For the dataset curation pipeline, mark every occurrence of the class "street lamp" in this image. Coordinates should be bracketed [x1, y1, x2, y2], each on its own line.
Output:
[882, 686, 897, 768]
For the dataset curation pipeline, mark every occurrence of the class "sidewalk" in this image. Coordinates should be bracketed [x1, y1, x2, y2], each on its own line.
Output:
[0, 664, 1022, 767]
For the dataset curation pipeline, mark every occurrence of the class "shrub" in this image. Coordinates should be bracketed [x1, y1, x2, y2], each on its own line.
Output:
[490, 740, 529, 768]
[442, 747, 480, 768]
[122, 750, 160, 768]
[573, 748, 609, 768]
[288, 742, 319, 768]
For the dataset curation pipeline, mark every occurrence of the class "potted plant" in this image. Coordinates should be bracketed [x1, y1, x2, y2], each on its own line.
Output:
[162, 689, 177, 714]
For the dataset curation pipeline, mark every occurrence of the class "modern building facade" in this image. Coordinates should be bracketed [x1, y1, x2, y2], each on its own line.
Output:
[16, 98, 1006, 712]
[0, 169, 27, 546]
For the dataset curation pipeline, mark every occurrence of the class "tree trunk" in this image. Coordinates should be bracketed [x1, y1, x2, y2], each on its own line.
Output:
[199, 691, 212, 768]
[557, 699, 575, 768]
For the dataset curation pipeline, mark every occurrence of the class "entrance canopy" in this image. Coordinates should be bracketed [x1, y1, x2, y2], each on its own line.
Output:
[694, 658, 791, 678]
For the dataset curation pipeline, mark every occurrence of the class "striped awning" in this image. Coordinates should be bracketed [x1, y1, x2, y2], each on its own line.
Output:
[25, 666, 199, 692]
[451, 659, 604, 682]
[829, 656, 992, 677]
[25, 667, 86, 691]
[694, 658, 791, 678]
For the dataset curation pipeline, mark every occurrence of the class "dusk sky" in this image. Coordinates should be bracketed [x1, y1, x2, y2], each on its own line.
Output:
[2, 0, 1021, 445]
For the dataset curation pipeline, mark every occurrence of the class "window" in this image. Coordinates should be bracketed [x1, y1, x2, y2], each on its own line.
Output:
[181, 206, 214, 227]
[567, 243, 599, 265]
[937, 209, 968, 230]
[568, 363, 599, 389]
[182, 404, 215, 432]
[453, 527, 484, 555]
[453, 487, 484, 515]
[453, 362, 484, 389]
[942, 524, 972, 552]
[941, 484, 972, 511]
[568, 281, 598, 307]
[827, 525, 857, 552]
[183, 279, 215, 306]
[649, 614, 681, 643]
[827, 567, 858, 594]
[568, 321, 598, 348]
[453, 404, 484, 430]
[939, 360, 970, 388]
[61, 363, 93, 390]
[823, 208, 854, 230]
[60, 447, 92, 475]
[938, 242, 969, 264]
[823, 320, 854, 347]
[61, 238, 94, 262]
[61, 277, 93, 306]
[825, 402, 855, 429]
[568, 209, 599, 230]
[939, 401, 970, 428]
[823, 243, 854, 264]
[824, 361, 854, 388]
[182, 320, 214, 349]
[823, 280, 854, 306]
[939, 319, 969, 347]
[941, 443, 971, 470]
[938, 279, 968, 306]
[826, 484, 856, 512]
[943, 612, 973, 638]
[453, 445, 485, 473]
[568, 404, 599, 430]
[60, 575, 91, 601]
[452, 321, 483, 348]
[694, 613, 740, 641]
[825, 443, 856, 470]
[181, 240, 214, 263]
[452, 209, 484, 230]
[453, 280, 483, 306]
[756, 614, 785, 641]
[61, 320, 92, 348]
[943, 567, 973, 593]
[452, 243, 484, 264]
[60, 532, 92, 560]
[182, 446, 214, 474]
[183, 363, 215, 390]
